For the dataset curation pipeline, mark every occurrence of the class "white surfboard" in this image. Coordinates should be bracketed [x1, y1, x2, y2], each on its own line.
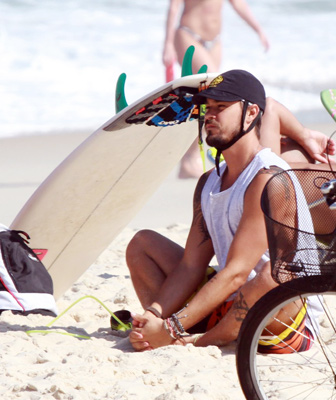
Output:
[10, 72, 217, 300]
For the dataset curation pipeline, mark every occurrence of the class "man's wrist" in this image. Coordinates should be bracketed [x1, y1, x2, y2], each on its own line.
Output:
[146, 306, 162, 319]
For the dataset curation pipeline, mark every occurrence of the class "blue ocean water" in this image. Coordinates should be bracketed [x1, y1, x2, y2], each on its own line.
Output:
[0, 0, 336, 137]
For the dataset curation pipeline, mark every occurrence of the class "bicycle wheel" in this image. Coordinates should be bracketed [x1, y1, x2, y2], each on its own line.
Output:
[236, 276, 336, 400]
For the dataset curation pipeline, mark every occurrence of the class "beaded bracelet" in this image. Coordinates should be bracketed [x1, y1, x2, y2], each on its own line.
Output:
[171, 313, 185, 334]
[168, 303, 189, 337]
[164, 318, 177, 340]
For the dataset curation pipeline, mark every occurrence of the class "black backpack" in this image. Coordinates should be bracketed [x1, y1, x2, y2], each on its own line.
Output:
[0, 228, 57, 316]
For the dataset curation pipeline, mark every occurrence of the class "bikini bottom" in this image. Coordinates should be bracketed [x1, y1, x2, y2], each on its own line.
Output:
[178, 25, 220, 50]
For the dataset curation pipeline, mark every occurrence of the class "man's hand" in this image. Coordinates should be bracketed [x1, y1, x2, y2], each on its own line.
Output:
[129, 312, 174, 351]
[297, 129, 336, 164]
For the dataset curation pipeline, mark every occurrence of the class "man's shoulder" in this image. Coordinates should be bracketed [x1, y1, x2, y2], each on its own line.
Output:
[256, 148, 290, 168]
[246, 165, 284, 197]
[257, 165, 285, 177]
[193, 169, 214, 205]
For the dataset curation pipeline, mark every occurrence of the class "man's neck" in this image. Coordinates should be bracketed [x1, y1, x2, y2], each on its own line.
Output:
[220, 138, 263, 191]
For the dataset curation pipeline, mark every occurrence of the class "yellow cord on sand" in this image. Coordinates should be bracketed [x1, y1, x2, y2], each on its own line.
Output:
[26, 295, 129, 340]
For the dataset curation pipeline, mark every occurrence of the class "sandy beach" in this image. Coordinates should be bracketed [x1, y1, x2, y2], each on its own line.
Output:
[0, 119, 335, 400]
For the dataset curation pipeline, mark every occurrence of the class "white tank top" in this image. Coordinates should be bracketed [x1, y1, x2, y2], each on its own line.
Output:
[201, 148, 322, 332]
[201, 148, 289, 276]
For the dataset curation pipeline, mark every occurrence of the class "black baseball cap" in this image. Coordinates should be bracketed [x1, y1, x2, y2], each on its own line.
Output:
[193, 69, 266, 111]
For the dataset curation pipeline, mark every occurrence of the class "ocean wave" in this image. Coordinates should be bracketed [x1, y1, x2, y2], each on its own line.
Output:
[0, 0, 335, 137]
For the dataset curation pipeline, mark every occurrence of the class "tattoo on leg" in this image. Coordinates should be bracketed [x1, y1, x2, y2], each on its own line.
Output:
[232, 292, 250, 322]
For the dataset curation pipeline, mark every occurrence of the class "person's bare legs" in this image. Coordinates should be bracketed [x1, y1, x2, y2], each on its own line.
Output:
[175, 28, 221, 179]
[260, 97, 314, 164]
[174, 29, 221, 72]
[280, 138, 314, 164]
[259, 97, 282, 154]
[126, 229, 184, 309]
[178, 139, 204, 179]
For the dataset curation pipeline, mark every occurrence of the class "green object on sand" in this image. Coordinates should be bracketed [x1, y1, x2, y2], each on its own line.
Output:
[110, 310, 133, 332]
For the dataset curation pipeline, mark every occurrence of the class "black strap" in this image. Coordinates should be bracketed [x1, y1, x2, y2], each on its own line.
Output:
[214, 104, 263, 176]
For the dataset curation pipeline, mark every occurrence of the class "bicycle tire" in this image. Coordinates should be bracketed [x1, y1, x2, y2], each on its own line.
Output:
[236, 276, 336, 400]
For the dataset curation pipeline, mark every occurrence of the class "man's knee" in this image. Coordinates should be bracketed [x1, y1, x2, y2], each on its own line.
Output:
[126, 229, 156, 267]
[126, 229, 155, 255]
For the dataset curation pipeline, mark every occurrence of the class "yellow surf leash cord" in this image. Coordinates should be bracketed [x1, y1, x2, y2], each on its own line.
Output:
[198, 103, 207, 173]
[198, 139, 206, 173]
[26, 295, 129, 340]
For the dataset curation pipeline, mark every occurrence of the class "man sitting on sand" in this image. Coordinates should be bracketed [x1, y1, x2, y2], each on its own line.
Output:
[125, 69, 335, 350]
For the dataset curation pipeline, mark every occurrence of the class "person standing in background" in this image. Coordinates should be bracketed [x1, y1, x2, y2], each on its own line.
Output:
[163, 0, 270, 179]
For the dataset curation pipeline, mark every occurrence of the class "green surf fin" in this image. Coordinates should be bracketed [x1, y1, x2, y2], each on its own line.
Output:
[115, 47, 208, 114]
[181, 45, 208, 76]
[181, 46, 195, 77]
[321, 89, 336, 122]
[198, 64, 208, 74]
[115, 73, 128, 113]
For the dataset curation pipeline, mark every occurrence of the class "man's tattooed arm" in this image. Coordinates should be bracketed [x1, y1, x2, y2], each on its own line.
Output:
[258, 165, 283, 178]
[192, 172, 212, 245]
[258, 165, 294, 201]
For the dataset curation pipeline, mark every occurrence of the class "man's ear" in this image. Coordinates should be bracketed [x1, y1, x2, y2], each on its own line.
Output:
[246, 104, 260, 122]
[243, 103, 260, 132]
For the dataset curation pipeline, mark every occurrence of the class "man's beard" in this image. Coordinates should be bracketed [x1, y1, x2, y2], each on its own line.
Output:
[205, 123, 241, 150]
